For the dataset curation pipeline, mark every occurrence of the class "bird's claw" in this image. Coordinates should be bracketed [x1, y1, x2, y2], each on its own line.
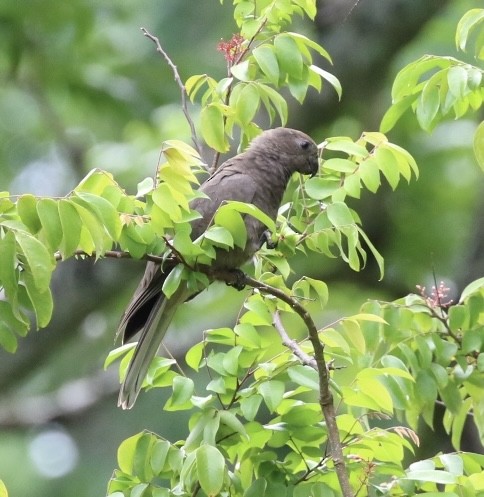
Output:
[260, 230, 277, 249]
[226, 269, 247, 291]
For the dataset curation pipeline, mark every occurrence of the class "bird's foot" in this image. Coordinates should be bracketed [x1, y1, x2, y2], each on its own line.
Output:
[226, 269, 247, 291]
[260, 230, 277, 249]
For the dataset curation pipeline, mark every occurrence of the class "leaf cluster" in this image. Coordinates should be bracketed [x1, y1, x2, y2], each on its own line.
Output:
[186, 0, 341, 152]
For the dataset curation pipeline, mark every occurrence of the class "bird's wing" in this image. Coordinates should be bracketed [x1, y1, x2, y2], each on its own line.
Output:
[190, 163, 259, 239]
[118, 281, 192, 409]
[117, 260, 174, 343]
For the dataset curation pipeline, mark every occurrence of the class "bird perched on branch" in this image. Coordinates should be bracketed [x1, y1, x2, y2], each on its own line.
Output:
[117, 127, 319, 408]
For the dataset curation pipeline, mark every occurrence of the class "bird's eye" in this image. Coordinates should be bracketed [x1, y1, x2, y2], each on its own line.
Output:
[300, 140, 311, 150]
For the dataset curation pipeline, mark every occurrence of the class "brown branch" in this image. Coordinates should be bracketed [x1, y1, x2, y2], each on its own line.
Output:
[140, 27, 201, 156]
[54, 249, 165, 264]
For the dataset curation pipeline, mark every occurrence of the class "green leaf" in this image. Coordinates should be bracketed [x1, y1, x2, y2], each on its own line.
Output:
[165, 376, 194, 410]
[231, 59, 251, 82]
[447, 65, 468, 98]
[244, 478, 267, 497]
[323, 158, 357, 173]
[287, 365, 319, 390]
[253, 45, 280, 86]
[258, 83, 288, 125]
[404, 469, 456, 484]
[235, 83, 260, 125]
[326, 202, 354, 227]
[74, 192, 122, 240]
[219, 410, 247, 438]
[258, 380, 284, 412]
[58, 199, 82, 258]
[221, 201, 276, 233]
[162, 264, 185, 299]
[416, 79, 440, 131]
[274, 34, 303, 79]
[214, 205, 247, 249]
[21, 270, 53, 328]
[325, 138, 369, 158]
[17, 194, 41, 233]
[0, 479, 8, 497]
[15, 230, 54, 290]
[304, 177, 339, 200]
[0, 305, 20, 353]
[204, 226, 234, 248]
[456, 8, 484, 52]
[309, 65, 342, 100]
[186, 342, 204, 371]
[459, 276, 484, 302]
[71, 201, 107, 256]
[0, 230, 18, 304]
[474, 121, 484, 171]
[380, 93, 420, 132]
[359, 158, 381, 193]
[287, 32, 332, 63]
[37, 198, 63, 252]
[196, 445, 225, 496]
[200, 104, 227, 152]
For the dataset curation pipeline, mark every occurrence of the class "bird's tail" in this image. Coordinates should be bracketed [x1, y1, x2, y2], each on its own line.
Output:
[118, 282, 191, 409]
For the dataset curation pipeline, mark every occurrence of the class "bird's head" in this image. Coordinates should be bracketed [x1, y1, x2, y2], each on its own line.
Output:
[251, 127, 320, 177]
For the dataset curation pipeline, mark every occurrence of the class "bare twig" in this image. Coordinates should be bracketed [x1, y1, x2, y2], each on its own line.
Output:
[273, 311, 317, 369]
[140, 27, 201, 156]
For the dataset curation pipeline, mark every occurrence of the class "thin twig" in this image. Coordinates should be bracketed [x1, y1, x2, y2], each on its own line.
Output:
[140, 27, 201, 156]
[273, 311, 317, 369]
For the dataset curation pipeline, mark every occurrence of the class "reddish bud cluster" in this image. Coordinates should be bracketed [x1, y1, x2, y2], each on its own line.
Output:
[416, 281, 453, 308]
[217, 34, 245, 64]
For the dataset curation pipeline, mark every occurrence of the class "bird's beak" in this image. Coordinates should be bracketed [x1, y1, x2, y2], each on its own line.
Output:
[309, 155, 319, 177]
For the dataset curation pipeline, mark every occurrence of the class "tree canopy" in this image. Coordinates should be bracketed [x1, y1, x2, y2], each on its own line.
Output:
[0, 1, 483, 497]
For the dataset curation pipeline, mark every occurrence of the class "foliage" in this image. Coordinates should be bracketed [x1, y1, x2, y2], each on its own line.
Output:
[381, 8, 484, 169]
[1, 2, 484, 497]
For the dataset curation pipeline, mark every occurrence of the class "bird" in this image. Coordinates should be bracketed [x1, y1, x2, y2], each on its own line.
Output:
[117, 127, 319, 408]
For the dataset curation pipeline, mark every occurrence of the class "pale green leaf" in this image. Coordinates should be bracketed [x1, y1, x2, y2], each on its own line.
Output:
[253, 44, 280, 85]
[200, 104, 228, 152]
[456, 8, 484, 52]
[309, 65, 342, 99]
[196, 445, 225, 496]
[15, 230, 54, 290]
[58, 199, 82, 258]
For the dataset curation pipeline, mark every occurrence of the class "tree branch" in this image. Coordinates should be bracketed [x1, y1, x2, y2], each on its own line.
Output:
[140, 27, 201, 156]
[212, 270, 354, 497]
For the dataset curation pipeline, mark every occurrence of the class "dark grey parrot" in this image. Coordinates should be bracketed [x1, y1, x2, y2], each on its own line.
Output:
[117, 127, 319, 408]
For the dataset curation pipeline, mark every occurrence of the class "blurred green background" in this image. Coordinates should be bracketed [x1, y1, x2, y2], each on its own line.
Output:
[0, 0, 482, 495]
